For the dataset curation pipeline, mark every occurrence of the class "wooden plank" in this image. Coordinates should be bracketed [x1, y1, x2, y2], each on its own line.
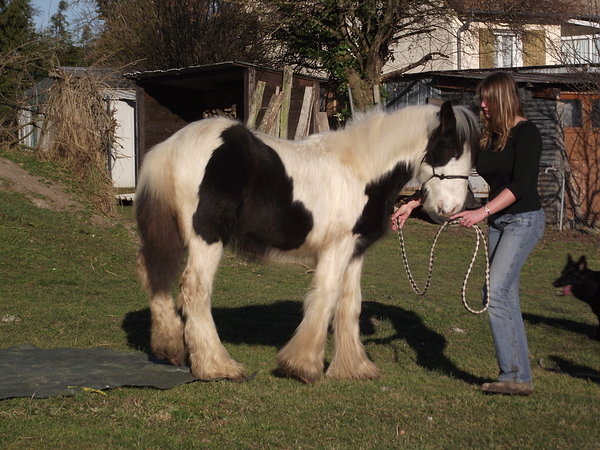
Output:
[295, 86, 314, 140]
[315, 111, 329, 133]
[246, 80, 266, 129]
[258, 91, 286, 135]
[272, 86, 281, 137]
[279, 66, 293, 138]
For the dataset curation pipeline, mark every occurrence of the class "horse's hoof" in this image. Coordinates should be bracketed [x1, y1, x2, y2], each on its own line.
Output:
[277, 361, 323, 384]
[325, 360, 381, 380]
[190, 361, 246, 382]
[152, 347, 187, 367]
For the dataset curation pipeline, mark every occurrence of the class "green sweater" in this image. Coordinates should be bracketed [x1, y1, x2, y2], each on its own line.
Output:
[476, 120, 543, 217]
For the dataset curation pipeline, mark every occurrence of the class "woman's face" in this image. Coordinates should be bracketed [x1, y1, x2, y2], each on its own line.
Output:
[480, 97, 490, 119]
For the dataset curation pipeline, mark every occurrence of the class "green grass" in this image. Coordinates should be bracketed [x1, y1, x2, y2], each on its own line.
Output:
[1, 161, 600, 448]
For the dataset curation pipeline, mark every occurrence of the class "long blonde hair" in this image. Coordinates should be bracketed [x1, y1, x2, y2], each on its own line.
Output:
[477, 71, 525, 153]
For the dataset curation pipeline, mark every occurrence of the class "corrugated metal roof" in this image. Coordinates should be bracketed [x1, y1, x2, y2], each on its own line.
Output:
[384, 64, 600, 90]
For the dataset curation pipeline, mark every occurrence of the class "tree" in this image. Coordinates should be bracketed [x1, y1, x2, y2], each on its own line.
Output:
[94, 0, 277, 70]
[0, 0, 36, 54]
[40, 0, 89, 66]
[0, 0, 43, 139]
[264, 0, 454, 111]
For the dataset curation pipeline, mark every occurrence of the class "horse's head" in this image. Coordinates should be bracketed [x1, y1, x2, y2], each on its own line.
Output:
[417, 101, 479, 224]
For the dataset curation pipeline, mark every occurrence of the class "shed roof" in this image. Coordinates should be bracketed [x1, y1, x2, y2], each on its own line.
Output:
[125, 61, 327, 91]
[384, 64, 600, 92]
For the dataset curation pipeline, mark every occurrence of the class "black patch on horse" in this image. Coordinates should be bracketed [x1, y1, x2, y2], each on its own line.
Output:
[423, 101, 463, 168]
[193, 124, 314, 258]
[352, 162, 413, 257]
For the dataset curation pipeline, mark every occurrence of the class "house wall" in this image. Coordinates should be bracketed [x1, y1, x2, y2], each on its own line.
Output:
[383, 23, 456, 75]
[383, 19, 563, 75]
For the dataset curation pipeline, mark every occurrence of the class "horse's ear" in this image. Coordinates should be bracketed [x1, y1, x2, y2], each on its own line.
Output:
[439, 100, 456, 135]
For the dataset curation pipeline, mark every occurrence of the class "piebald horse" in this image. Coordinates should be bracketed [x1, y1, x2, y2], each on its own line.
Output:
[135, 100, 479, 383]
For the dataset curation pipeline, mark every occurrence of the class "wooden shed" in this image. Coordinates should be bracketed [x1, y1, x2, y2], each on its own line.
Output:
[126, 61, 329, 168]
[384, 66, 600, 229]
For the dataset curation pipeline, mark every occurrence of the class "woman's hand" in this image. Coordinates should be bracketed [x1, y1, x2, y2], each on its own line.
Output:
[391, 199, 421, 231]
[450, 207, 489, 228]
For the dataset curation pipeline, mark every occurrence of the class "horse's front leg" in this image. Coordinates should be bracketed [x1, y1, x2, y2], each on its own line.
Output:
[179, 238, 246, 381]
[276, 235, 356, 383]
[326, 255, 381, 380]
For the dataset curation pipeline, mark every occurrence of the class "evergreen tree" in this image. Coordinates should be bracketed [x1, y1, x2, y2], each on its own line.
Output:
[0, 0, 40, 136]
[43, 1, 87, 66]
[0, 0, 37, 53]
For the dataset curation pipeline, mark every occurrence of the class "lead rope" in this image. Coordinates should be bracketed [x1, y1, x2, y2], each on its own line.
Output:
[395, 217, 491, 314]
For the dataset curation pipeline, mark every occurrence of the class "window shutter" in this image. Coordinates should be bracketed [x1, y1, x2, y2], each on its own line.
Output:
[479, 28, 495, 68]
[523, 30, 546, 66]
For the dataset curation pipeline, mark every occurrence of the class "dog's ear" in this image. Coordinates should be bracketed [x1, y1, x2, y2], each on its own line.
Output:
[568, 254, 575, 264]
[577, 255, 587, 271]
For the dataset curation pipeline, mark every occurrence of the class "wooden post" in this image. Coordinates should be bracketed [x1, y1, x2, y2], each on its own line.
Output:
[246, 80, 266, 129]
[295, 86, 314, 140]
[373, 84, 381, 106]
[279, 66, 293, 139]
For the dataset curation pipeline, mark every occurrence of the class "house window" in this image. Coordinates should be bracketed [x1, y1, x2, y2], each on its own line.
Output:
[495, 31, 522, 68]
[561, 35, 600, 64]
[563, 99, 583, 127]
[562, 97, 600, 129]
[479, 29, 525, 68]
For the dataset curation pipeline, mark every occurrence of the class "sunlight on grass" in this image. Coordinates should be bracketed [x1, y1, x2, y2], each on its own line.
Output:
[0, 178, 599, 448]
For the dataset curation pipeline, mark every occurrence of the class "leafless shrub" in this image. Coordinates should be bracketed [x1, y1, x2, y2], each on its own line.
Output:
[41, 68, 117, 216]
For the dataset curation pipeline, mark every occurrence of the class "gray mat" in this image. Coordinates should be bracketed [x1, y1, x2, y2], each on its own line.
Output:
[0, 344, 198, 399]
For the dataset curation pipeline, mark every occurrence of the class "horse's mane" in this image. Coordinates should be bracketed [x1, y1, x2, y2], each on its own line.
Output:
[322, 104, 440, 179]
[452, 105, 481, 163]
[313, 103, 480, 180]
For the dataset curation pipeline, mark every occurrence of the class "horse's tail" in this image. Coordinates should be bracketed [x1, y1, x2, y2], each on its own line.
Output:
[135, 144, 186, 295]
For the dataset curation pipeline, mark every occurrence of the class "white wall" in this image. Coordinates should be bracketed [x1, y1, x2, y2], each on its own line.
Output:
[108, 90, 136, 189]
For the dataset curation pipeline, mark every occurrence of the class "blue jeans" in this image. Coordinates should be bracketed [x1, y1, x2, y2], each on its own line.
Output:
[485, 208, 545, 384]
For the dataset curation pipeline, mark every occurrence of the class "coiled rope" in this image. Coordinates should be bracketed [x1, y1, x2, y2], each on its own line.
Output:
[395, 217, 491, 314]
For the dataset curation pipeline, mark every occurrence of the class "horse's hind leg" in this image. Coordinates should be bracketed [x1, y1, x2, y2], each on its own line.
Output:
[326, 256, 381, 380]
[136, 251, 186, 366]
[178, 237, 246, 381]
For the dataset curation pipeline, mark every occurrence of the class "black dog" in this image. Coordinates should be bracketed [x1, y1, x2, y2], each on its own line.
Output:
[553, 255, 600, 340]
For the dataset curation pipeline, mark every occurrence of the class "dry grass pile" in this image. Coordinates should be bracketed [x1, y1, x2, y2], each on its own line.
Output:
[41, 68, 117, 216]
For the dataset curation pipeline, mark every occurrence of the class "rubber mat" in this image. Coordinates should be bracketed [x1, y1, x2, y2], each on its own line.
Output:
[0, 344, 198, 399]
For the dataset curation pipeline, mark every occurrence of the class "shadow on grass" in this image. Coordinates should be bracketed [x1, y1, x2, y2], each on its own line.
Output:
[523, 313, 598, 340]
[540, 356, 600, 385]
[122, 299, 486, 385]
[361, 301, 488, 385]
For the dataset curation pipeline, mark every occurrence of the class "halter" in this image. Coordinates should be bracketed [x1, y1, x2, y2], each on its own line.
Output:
[419, 166, 470, 196]
[425, 167, 470, 183]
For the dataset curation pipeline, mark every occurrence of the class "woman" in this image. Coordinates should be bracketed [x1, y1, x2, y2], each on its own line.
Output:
[392, 71, 545, 395]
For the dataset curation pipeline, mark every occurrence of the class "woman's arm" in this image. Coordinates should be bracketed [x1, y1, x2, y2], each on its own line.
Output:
[450, 188, 516, 228]
[391, 198, 422, 230]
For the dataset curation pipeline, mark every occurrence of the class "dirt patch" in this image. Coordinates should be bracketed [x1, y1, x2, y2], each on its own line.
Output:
[0, 157, 83, 211]
[0, 157, 115, 227]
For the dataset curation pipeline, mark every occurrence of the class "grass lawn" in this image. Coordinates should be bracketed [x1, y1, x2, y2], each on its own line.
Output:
[0, 153, 599, 449]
